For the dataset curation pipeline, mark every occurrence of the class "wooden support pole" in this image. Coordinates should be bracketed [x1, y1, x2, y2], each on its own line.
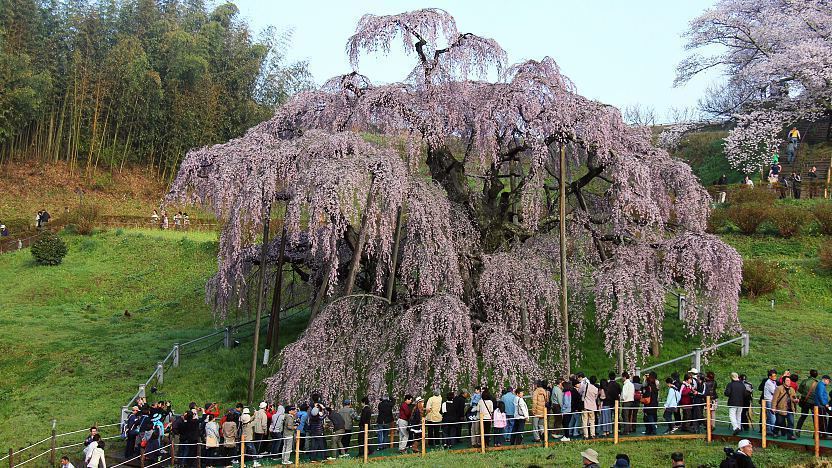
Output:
[295, 430, 300, 465]
[543, 407, 549, 448]
[390, 424, 395, 449]
[421, 417, 426, 457]
[140, 447, 145, 468]
[344, 177, 376, 296]
[247, 205, 271, 405]
[385, 207, 403, 303]
[706, 397, 712, 443]
[364, 424, 369, 463]
[196, 443, 201, 468]
[266, 226, 288, 357]
[170, 437, 175, 467]
[814, 406, 820, 458]
[761, 404, 767, 448]
[479, 411, 485, 454]
[50, 419, 56, 467]
[9, 448, 13, 468]
[614, 400, 620, 444]
[240, 434, 246, 466]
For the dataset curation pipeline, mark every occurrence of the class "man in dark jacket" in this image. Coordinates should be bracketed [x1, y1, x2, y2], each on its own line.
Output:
[376, 396, 394, 450]
[797, 370, 819, 433]
[452, 390, 468, 446]
[358, 397, 373, 457]
[178, 411, 201, 467]
[725, 372, 747, 435]
[440, 392, 458, 448]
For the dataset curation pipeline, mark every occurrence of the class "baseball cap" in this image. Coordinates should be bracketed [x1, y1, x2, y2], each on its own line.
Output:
[738, 439, 752, 449]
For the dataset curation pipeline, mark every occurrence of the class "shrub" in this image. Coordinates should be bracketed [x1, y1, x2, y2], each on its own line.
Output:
[741, 259, 780, 298]
[820, 244, 832, 272]
[66, 204, 101, 235]
[769, 206, 810, 238]
[726, 202, 769, 234]
[727, 186, 778, 206]
[31, 231, 68, 265]
[812, 203, 832, 235]
[706, 207, 729, 234]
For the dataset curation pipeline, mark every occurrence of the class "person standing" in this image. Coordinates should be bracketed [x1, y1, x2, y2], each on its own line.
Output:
[797, 370, 820, 433]
[582, 376, 599, 439]
[60, 456, 76, 468]
[663, 377, 681, 434]
[763, 370, 778, 435]
[409, 397, 425, 453]
[772, 376, 798, 440]
[642, 373, 659, 435]
[791, 172, 802, 199]
[725, 372, 746, 435]
[620, 372, 635, 435]
[469, 387, 482, 446]
[743, 175, 754, 188]
[123, 406, 140, 459]
[240, 408, 261, 466]
[531, 380, 549, 442]
[376, 395, 393, 450]
[789, 127, 801, 145]
[253, 402, 269, 455]
[705, 371, 718, 433]
[549, 380, 564, 439]
[204, 414, 220, 463]
[807, 166, 819, 198]
[425, 389, 444, 447]
[603, 373, 621, 437]
[440, 392, 458, 448]
[358, 398, 373, 458]
[477, 389, 495, 447]
[786, 141, 796, 164]
[281, 406, 298, 465]
[337, 399, 358, 456]
[397, 394, 413, 453]
[815, 375, 831, 438]
[500, 387, 516, 444]
[307, 401, 327, 461]
[561, 381, 573, 442]
[512, 389, 529, 446]
[452, 390, 468, 446]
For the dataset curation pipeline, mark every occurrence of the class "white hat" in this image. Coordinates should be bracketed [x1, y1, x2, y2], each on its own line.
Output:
[738, 439, 752, 449]
[580, 448, 600, 464]
[731, 372, 739, 381]
[242, 407, 251, 415]
[414, 396, 423, 404]
[688, 368, 699, 374]
[259, 402, 267, 409]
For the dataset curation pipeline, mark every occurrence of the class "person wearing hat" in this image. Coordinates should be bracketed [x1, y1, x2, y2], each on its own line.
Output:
[725, 372, 747, 435]
[123, 406, 141, 459]
[338, 399, 359, 457]
[253, 401, 269, 455]
[580, 447, 601, 467]
[240, 408, 262, 466]
[735, 439, 755, 467]
[280, 406, 299, 465]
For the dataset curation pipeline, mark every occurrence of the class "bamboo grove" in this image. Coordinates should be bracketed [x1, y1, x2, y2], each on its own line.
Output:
[0, 0, 312, 179]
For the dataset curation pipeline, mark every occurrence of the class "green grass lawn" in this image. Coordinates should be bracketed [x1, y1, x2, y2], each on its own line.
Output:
[0, 228, 310, 452]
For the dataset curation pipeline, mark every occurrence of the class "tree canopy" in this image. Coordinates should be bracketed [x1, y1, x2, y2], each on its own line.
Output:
[0, 0, 312, 177]
[170, 8, 743, 402]
[677, 0, 832, 173]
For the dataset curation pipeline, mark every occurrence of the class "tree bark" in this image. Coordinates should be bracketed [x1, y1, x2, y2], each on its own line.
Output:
[248, 205, 271, 405]
[385, 207, 404, 303]
[559, 145, 570, 377]
[344, 177, 376, 296]
[265, 226, 288, 357]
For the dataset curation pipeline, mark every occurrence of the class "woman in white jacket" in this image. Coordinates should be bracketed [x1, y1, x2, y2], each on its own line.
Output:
[86, 440, 106, 468]
[512, 390, 530, 445]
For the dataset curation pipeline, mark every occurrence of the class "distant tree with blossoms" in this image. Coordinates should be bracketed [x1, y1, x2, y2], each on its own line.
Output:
[169, 8, 743, 403]
[677, 0, 832, 174]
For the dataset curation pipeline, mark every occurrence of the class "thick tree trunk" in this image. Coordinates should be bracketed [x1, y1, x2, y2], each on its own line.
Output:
[385, 207, 404, 303]
[559, 145, 570, 377]
[344, 177, 376, 296]
[265, 226, 288, 358]
[426, 146, 470, 205]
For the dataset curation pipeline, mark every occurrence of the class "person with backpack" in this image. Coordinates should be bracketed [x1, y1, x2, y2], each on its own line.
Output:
[725, 372, 747, 436]
[409, 397, 425, 452]
[570, 378, 585, 439]
[641, 373, 659, 435]
[772, 375, 798, 440]
[358, 397, 373, 457]
[512, 389, 529, 446]
[440, 392, 458, 448]
[240, 408, 261, 466]
[280, 406, 298, 465]
[307, 401, 327, 461]
[797, 370, 820, 434]
[491, 400, 507, 446]
[327, 406, 347, 459]
[376, 396, 393, 450]
[663, 377, 681, 434]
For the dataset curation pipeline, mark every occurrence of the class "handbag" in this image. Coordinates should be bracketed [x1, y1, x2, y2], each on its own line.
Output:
[206, 435, 219, 448]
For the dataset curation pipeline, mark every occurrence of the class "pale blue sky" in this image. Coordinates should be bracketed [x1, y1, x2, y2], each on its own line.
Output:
[235, 0, 720, 122]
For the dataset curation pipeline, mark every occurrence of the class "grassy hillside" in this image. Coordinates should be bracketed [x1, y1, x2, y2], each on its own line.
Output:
[0, 228, 310, 450]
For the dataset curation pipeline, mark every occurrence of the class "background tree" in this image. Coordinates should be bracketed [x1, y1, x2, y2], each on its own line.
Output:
[170, 9, 743, 402]
[677, 0, 832, 174]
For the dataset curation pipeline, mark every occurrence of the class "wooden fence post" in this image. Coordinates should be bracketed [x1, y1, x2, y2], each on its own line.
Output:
[50, 419, 57, 467]
[479, 411, 485, 454]
[140, 446, 145, 468]
[761, 404, 767, 448]
[196, 443, 201, 468]
[240, 434, 246, 466]
[295, 430, 300, 465]
[543, 407, 549, 448]
[614, 401, 619, 444]
[814, 406, 820, 458]
[170, 437, 175, 467]
[8, 448, 13, 468]
[706, 397, 712, 443]
[364, 424, 369, 463]
[421, 417, 426, 457]
[390, 424, 395, 449]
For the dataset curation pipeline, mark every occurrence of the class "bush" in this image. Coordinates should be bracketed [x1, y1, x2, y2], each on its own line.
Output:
[726, 202, 769, 234]
[727, 186, 778, 206]
[66, 204, 101, 235]
[741, 259, 780, 298]
[706, 207, 729, 234]
[31, 231, 68, 265]
[812, 203, 832, 235]
[820, 244, 832, 272]
[769, 206, 811, 238]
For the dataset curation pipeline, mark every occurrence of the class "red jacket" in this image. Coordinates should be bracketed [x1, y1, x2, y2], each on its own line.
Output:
[398, 403, 412, 421]
[680, 384, 693, 406]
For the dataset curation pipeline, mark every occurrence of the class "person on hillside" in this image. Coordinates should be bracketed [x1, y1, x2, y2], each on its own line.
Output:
[60, 455, 76, 468]
[580, 448, 601, 468]
[376, 395, 393, 450]
[86, 440, 105, 468]
[512, 389, 529, 446]
[787, 141, 796, 164]
[663, 377, 681, 434]
[425, 389, 443, 447]
[161, 210, 169, 229]
[531, 380, 549, 442]
[253, 401, 269, 455]
[763, 370, 778, 435]
[338, 399, 359, 455]
[41, 209, 50, 224]
[789, 127, 801, 145]
[725, 372, 746, 435]
[791, 172, 802, 199]
[0, 224, 7, 236]
[642, 373, 659, 435]
[500, 386, 516, 444]
[620, 372, 635, 435]
[174, 211, 182, 229]
[582, 376, 599, 439]
[807, 166, 819, 198]
[183, 212, 190, 228]
[797, 370, 820, 434]
[561, 380, 573, 442]
[280, 405, 298, 465]
[743, 175, 754, 188]
[772, 375, 798, 440]
[477, 389, 495, 447]
[768, 162, 781, 185]
[814, 375, 831, 438]
[397, 394, 413, 452]
[151, 210, 159, 223]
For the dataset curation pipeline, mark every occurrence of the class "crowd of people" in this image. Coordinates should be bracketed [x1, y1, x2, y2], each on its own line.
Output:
[150, 210, 191, 230]
[58, 367, 832, 467]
